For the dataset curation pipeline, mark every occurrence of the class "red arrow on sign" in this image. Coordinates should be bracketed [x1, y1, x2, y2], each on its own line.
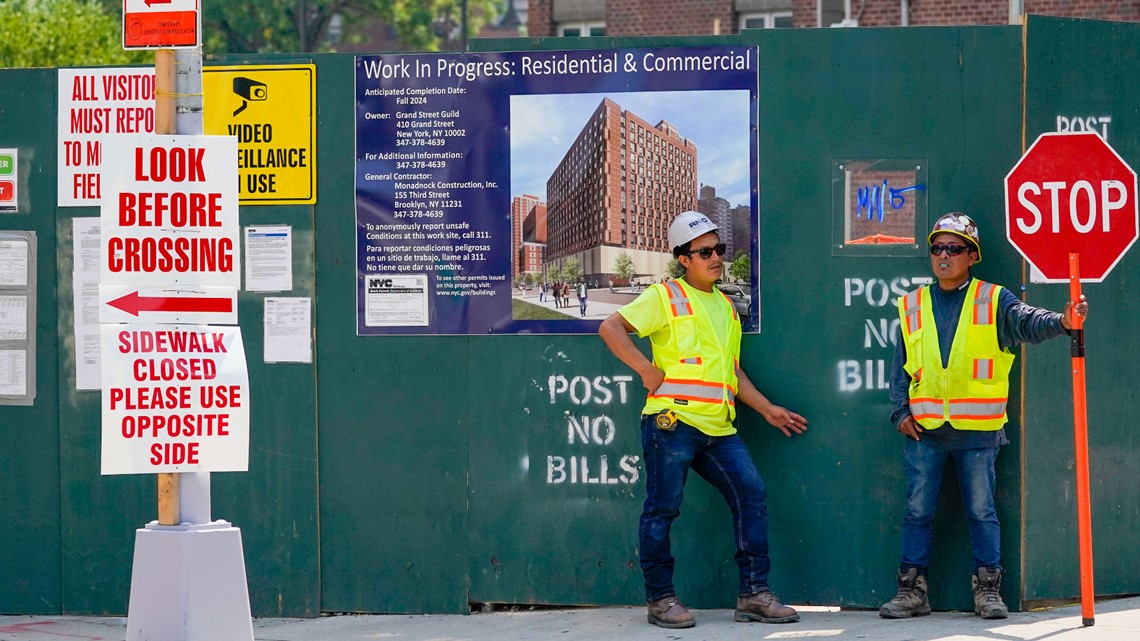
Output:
[107, 291, 233, 316]
[144, 0, 173, 6]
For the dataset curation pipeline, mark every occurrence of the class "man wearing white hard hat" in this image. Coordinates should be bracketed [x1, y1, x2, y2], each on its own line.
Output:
[599, 211, 808, 629]
[880, 212, 1089, 621]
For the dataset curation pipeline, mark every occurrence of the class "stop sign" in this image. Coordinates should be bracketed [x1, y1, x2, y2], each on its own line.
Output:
[1005, 132, 1138, 282]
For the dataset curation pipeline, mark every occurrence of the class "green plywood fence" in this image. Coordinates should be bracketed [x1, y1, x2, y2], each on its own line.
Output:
[1, 16, 1138, 618]
[753, 24, 1028, 611]
[1021, 16, 1140, 604]
[0, 68, 63, 615]
[9, 55, 322, 616]
[464, 25, 1026, 612]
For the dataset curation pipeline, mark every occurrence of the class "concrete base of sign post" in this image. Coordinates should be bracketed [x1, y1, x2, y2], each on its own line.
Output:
[125, 521, 253, 641]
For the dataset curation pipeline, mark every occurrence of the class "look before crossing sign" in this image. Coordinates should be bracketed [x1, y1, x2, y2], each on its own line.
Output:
[99, 135, 239, 324]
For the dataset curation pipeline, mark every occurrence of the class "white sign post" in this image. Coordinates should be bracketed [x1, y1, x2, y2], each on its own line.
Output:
[100, 135, 253, 641]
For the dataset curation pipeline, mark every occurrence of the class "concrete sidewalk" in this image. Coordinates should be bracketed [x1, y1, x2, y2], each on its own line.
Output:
[515, 287, 627, 320]
[3, 597, 1139, 641]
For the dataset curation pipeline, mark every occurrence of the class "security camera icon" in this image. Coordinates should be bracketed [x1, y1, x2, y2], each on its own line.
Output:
[232, 77, 267, 116]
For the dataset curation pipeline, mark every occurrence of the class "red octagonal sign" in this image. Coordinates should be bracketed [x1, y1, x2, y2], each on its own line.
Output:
[1005, 132, 1138, 282]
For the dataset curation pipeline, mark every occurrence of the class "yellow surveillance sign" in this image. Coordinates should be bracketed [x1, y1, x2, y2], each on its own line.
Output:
[203, 64, 316, 205]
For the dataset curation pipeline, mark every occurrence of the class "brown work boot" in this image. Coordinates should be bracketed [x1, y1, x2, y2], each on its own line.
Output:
[734, 590, 800, 623]
[972, 567, 1009, 619]
[646, 595, 695, 629]
[879, 568, 931, 618]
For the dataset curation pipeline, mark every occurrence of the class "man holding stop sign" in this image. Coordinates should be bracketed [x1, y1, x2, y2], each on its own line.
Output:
[879, 213, 1089, 620]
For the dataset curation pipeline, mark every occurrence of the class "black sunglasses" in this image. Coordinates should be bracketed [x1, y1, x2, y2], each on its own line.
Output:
[929, 243, 972, 256]
[686, 243, 727, 259]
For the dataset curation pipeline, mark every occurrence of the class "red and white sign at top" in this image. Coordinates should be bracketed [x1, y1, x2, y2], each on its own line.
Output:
[100, 135, 239, 289]
[1005, 132, 1138, 282]
[122, 0, 200, 49]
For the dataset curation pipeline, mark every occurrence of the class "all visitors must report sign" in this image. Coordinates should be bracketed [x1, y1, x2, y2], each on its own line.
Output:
[101, 324, 249, 474]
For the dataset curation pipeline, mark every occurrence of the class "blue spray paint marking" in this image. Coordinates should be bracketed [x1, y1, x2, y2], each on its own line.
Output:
[856, 181, 927, 222]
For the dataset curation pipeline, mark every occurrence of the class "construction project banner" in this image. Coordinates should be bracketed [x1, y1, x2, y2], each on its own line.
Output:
[355, 46, 759, 335]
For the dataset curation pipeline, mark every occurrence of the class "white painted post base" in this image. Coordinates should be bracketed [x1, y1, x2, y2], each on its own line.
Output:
[125, 521, 254, 641]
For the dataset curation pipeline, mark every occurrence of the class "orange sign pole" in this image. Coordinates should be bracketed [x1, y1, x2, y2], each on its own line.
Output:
[1068, 252, 1095, 626]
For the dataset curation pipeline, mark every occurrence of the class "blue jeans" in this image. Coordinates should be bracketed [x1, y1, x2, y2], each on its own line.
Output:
[899, 438, 1002, 574]
[639, 416, 771, 601]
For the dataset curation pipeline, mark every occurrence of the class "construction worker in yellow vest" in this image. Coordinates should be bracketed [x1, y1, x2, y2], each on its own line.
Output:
[879, 213, 1089, 620]
[599, 211, 808, 629]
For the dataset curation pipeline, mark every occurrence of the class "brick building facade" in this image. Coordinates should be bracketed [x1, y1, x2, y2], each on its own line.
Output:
[545, 97, 697, 263]
[520, 201, 548, 276]
[529, 0, 1140, 36]
[510, 194, 542, 276]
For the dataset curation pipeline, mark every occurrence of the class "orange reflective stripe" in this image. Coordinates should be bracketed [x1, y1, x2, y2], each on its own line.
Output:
[652, 378, 733, 404]
[681, 357, 702, 365]
[903, 290, 922, 335]
[973, 358, 993, 380]
[909, 397, 943, 420]
[973, 282, 995, 326]
[663, 280, 693, 317]
[660, 378, 724, 388]
[947, 398, 1007, 420]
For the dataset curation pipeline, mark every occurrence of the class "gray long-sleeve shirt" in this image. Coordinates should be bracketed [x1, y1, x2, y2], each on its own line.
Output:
[888, 277, 1068, 449]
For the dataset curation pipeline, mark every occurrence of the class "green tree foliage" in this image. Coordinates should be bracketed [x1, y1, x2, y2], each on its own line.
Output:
[666, 258, 684, 279]
[199, 0, 500, 54]
[613, 252, 635, 282]
[561, 258, 582, 281]
[0, 0, 149, 68]
[729, 251, 751, 283]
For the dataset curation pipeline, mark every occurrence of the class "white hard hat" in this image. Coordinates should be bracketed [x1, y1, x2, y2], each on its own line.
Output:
[929, 212, 982, 262]
[668, 211, 718, 252]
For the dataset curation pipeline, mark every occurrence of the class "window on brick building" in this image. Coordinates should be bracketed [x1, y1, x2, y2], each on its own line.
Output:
[558, 22, 606, 37]
[740, 11, 792, 29]
[817, 0, 850, 27]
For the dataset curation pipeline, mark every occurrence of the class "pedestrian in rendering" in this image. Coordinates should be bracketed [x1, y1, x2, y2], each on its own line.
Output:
[552, 282, 561, 308]
[880, 213, 1089, 620]
[599, 210, 808, 629]
[577, 280, 588, 317]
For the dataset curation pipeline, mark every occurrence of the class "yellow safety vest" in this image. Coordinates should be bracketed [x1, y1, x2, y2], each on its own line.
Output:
[643, 279, 742, 422]
[898, 279, 1015, 431]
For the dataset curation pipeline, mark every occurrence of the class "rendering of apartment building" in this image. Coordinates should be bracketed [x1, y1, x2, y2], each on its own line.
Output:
[542, 97, 698, 283]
